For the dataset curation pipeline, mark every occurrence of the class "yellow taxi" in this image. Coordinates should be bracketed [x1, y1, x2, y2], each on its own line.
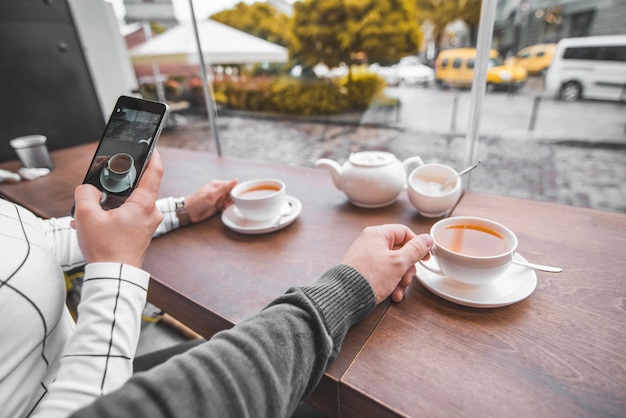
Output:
[435, 48, 527, 91]
[509, 43, 557, 76]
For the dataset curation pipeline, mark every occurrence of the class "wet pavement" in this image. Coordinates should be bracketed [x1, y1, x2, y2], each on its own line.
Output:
[158, 100, 626, 214]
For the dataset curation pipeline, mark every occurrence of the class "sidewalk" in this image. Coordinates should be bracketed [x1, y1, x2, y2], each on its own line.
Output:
[384, 87, 626, 144]
[159, 107, 626, 214]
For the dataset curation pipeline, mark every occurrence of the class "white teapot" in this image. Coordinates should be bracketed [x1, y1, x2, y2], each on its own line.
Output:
[315, 151, 424, 208]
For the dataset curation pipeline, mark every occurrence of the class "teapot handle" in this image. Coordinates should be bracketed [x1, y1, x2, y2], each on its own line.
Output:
[402, 156, 424, 174]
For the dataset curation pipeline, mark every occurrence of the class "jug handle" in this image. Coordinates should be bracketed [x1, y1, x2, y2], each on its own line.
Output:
[402, 156, 424, 188]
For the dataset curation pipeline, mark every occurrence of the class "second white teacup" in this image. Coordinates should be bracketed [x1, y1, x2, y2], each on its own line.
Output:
[407, 163, 462, 218]
[419, 216, 518, 285]
[231, 179, 286, 222]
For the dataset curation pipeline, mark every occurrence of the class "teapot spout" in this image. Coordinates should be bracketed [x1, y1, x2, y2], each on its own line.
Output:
[315, 158, 343, 191]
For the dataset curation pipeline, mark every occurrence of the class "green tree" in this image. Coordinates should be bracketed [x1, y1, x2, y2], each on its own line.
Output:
[415, 0, 481, 47]
[358, 0, 423, 65]
[290, 0, 421, 71]
[210, 2, 291, 47]
[149, 21, 167, 36]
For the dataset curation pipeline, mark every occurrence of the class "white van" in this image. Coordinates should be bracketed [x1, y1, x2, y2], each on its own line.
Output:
[544, 35, 626, 102]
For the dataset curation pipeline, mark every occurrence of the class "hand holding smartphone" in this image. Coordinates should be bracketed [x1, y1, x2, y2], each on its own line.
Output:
[72, 96, 169, 215]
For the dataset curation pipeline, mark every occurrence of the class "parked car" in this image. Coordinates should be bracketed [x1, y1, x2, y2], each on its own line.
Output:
[435, 48, 527, 91]
[394, 56, 435, 86]
[544, 35, 626, 102]
[370, 57, 435, 87]
[509, 43, 557, 77]
[369, 63, 399, 85]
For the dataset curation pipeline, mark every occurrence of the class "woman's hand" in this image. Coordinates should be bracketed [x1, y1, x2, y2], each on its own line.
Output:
[71, 151, 164, 268]
[185, 179, 237, 223]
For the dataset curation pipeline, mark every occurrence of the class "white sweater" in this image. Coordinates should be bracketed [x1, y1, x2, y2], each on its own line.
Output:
[0, 197, 181, 418]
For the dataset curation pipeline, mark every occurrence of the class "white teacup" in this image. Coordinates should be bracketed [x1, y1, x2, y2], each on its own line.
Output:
[231, 179, 286, 222]
[419, 216, 518, 285]
[106, 153, 134, 182]
[407, 163, 462, 218]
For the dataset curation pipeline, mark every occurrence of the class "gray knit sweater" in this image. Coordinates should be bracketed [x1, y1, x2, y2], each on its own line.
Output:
[70, 264, 376, 418]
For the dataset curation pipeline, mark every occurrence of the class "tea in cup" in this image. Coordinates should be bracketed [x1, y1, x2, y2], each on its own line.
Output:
[419, 216, 518, 285]
[231, 179, 286, 222]
[106, 153, 134, 182]
[407, 163, 462, 218]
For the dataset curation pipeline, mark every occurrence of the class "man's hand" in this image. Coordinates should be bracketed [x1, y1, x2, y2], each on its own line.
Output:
[341, 224, 433, 303]
[71, 150, 164, 268]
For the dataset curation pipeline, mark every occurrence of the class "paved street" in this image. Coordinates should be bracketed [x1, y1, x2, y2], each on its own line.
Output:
[159, 81, 626, 214]
[386, 77, 626, 143]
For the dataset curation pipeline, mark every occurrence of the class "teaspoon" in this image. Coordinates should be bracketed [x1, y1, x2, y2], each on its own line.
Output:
[273, 201, 293, 228]
[512, 259, 563, 273]
[441, 160, 481, 190]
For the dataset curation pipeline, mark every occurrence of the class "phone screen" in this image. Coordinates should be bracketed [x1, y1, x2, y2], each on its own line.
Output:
[78, 96, 169, 212]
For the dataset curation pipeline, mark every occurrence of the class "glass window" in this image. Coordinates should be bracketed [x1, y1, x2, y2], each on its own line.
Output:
[569, 11, 594, 38]
[563, 46, 599, 60]
[598, 46, 626, 62]
[101, 0, 626, 214]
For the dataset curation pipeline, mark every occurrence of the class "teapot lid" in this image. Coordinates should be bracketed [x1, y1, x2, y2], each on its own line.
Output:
[349, 151, 396, 167]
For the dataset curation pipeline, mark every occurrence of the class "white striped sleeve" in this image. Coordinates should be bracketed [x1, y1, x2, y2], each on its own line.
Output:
[32, 262, 149, 418]
[153, 197, 180, 237]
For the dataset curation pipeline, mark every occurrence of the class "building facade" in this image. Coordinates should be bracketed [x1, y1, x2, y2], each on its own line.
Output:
[494, 0, 626, 55]
[124, 0, 178, 28]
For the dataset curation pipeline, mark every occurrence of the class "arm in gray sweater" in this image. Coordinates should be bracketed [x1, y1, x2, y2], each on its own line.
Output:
[71, 265, 374, 418]
[70, 225, 434, 418]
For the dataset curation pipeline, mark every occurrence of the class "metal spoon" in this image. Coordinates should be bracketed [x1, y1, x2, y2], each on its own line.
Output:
[273, 201, 293, 228]
[441, 159, 482, 190]
[512, 259, 563, 273]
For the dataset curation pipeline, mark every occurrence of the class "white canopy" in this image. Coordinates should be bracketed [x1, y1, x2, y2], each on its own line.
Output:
[130, 19, 289, 65]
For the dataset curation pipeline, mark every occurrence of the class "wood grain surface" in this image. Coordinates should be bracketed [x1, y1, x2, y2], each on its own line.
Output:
[340, 192, 626, 417]
[3, 145, 624, 417]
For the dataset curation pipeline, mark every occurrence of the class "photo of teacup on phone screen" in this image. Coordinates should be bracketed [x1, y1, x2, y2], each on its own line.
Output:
[99, 153, 137, 193]
[74, 96, 169, 214]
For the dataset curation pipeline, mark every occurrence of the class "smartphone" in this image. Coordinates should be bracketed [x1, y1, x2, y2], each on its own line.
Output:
[72, 96, 169, 215]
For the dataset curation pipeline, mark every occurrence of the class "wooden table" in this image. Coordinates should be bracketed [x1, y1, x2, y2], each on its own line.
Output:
[0, 143, 435, 416]
[340, 193, 626, 417]
[1, 144, 625, 417]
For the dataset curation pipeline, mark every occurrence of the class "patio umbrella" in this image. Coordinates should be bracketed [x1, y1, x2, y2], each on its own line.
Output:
[129, 19, 288, 66]
[130, 18, 288, 156]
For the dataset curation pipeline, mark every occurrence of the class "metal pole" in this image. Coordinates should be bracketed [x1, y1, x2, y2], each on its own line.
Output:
[528, 95, 541, 131]
[143, 23, 166, 102]
[188, 0, 222, 156]
[396, 98, 401, 123]
[451, 92, 459, 131]
[463, 0, 498, 188]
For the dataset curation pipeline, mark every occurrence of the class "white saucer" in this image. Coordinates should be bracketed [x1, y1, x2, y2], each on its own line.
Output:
[100, 165, 136, 193]
[415, 253, 537, 308]
[221, 196, 302, 235]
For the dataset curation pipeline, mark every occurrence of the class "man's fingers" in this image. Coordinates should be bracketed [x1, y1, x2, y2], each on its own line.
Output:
[382, 224, 418, 249]
[391, 264, 417, 303]
[400, 234, 434, 262]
